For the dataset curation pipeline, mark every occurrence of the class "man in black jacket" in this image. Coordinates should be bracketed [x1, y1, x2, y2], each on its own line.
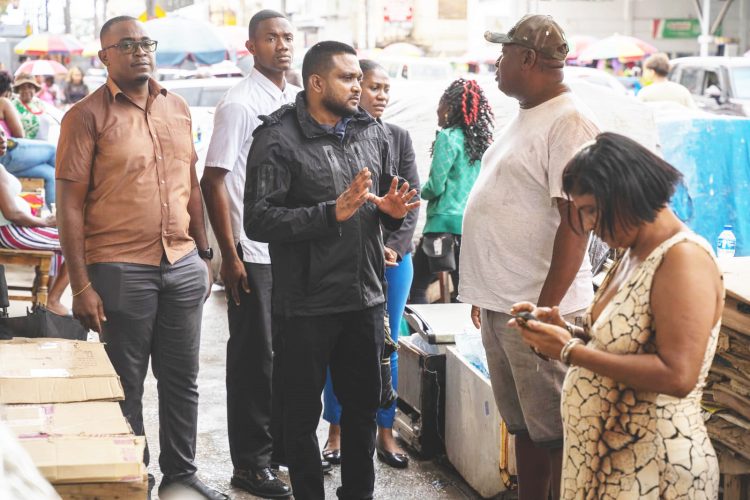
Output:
[244, 41, 419, 500]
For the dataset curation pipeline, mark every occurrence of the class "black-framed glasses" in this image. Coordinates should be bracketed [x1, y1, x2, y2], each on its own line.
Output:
[102, 39, 158, 54]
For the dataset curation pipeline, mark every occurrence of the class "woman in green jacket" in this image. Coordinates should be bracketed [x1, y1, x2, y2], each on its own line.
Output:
[410, 79, 493, 303]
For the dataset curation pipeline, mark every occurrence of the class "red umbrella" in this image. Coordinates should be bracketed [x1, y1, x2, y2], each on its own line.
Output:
[566, 35, 598, 61]
[14, 59, 68, 76]
[14, 33, 84, 56]
[578, 34, 657, 62]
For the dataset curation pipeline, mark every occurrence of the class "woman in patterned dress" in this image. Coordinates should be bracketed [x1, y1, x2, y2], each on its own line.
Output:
[510, 132, 723, 499]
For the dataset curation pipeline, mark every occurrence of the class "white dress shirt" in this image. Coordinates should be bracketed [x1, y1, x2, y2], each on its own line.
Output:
[204, 68, 301, 264]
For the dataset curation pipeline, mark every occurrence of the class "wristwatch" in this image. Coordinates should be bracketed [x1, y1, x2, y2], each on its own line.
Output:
[198, 247, 214, 260]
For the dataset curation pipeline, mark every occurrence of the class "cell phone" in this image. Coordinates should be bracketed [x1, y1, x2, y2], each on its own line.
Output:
[514, 311, 538, 328]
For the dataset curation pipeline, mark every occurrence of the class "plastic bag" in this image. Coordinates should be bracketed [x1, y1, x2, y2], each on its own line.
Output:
[455, 331, 490, 379]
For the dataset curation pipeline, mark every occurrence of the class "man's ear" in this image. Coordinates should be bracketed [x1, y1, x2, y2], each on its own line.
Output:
[245, 39, 256, 57]
[98, 49, 109, 67]
[308, 74, 324, 95]
[521, 48, 537, 69]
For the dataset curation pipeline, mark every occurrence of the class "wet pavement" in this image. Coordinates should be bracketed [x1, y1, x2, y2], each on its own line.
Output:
[137, 286, 511, 500]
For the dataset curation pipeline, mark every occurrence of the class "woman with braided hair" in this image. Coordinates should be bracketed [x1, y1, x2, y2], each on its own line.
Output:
[409, 78, 493, 303]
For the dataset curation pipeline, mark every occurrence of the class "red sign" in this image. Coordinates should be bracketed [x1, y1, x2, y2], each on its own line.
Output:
[384, 1, 413, 23]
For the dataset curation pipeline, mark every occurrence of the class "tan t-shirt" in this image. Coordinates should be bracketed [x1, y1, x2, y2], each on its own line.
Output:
[637, 81, 697, 108]
[459, 92, 598, 315]
[56, 78, 197, 266]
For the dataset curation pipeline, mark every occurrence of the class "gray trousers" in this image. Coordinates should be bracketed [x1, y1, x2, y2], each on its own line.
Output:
[88, 250, 208, 481]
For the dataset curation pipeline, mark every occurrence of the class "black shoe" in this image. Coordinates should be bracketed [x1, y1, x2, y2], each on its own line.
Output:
[322, 441, 341, 465]
[376, 444, 409, 469]
[158, 476, 228, 500]
[231, 467, 292, 498]
[271, 458, 333, 474]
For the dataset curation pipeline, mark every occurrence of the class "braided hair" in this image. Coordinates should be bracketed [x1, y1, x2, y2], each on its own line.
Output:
[432, 78, 494, 162]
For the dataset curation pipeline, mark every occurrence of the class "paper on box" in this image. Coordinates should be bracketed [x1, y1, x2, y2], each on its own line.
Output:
[1, 402, 132, 438]
[20, 435, 146, 484]
[0, 338, 124, 404]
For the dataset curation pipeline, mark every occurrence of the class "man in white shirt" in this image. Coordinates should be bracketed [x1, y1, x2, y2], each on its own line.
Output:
[200, 10, 300, 498]
[459, 15, 598, 500]
[638, 53, 697, 108]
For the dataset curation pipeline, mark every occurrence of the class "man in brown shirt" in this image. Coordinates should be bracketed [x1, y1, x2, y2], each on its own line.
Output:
[56, 16, 226, 500]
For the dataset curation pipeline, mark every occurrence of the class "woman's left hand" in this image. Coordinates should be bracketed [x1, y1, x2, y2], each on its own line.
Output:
[508, 316, 572, 361]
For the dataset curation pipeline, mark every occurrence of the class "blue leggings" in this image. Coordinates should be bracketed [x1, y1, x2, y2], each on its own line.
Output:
[0, 138, 56, 205]
[323, 252, 413, 429]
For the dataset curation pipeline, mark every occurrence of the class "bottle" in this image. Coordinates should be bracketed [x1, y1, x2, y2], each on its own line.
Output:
[716, 224, 737, 260]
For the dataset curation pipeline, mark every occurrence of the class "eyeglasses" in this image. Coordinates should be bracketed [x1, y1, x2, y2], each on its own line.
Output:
[101, 39, 158, 54]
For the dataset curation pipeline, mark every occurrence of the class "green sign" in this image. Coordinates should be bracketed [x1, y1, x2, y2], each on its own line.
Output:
[653, 18, 702, 39]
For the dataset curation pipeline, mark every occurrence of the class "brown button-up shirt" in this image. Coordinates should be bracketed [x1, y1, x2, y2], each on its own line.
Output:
[56, 78, 197, 266]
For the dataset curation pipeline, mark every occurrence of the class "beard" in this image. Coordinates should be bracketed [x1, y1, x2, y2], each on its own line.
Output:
[134, 74, 150, 83]
[322, 92, 358, 118]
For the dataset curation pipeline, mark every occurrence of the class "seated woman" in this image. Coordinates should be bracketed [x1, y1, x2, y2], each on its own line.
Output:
[0, 134, 69, 316]
[0, 72, 57, 206]
[511, 132, 723, 498]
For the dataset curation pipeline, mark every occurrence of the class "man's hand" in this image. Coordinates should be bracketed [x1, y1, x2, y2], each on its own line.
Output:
[369, 177, 420, 219]
[73, 287, 106, 333]
[471, 305, 481, 329]
[221, 255, 250, 306]
[335, 169, 373, 222]
[384, 246, 398, 267]
[202, 258, 213, 302]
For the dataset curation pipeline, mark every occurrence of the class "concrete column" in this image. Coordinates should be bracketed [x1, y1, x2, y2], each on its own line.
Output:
[741, 0, 748, 54]
[699, 0, 711, 56]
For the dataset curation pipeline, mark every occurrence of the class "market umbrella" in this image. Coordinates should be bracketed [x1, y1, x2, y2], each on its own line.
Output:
[144, 17, 228, 66]
[14, 33, 84, 56]
[14, 59, 68, 76]
[566, 35, 598, 61]
[577, 34, 657, 62]
[216, 25, 249, 59]
[82, 39, 101, 58]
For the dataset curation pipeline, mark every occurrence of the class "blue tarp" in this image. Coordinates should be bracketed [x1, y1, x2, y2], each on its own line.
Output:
[659, 117, 750, 256]
[144, 17, 228, 67]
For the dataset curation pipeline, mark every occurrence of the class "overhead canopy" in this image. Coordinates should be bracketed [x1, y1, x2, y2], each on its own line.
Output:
[15, 33, 83, 56]
[577, 34, 657, 62]
[144, 17, 227, 66]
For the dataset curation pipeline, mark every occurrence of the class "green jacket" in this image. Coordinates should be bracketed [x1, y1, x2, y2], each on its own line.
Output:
[421, 127, 480, 235]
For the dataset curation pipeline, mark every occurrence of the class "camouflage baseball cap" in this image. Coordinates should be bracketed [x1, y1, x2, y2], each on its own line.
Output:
[484, 14, 569, 61]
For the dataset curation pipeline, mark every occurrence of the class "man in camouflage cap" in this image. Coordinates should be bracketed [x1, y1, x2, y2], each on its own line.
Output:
[460, 14, 599, 500]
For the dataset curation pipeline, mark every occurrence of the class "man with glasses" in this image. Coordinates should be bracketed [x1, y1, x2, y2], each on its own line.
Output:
[56, 16, 227, 500]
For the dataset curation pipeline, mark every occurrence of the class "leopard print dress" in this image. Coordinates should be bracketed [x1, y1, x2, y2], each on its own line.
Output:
[561, 232, 721, 499]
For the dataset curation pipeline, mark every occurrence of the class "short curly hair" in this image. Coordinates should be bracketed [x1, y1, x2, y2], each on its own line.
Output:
[0, 70, 13, 95]
[644, 53, 671, 78]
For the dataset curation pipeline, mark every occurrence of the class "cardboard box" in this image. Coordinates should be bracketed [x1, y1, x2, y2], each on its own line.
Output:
[20, 435, 146, 484]
[54, 477, 148, 500]
[445, 347, 516, 498]
[0, 338, 124, 404]
[1, 402, 132, 438]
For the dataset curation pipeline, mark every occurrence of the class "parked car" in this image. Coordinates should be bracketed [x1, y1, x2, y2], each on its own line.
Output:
[668, 57, 750, 116]
[160, 77, 244, 173]
[563, 66, 629, 95]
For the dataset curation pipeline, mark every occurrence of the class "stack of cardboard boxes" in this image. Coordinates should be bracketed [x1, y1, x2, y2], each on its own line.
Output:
[703, 258, 750, 500]
[0, 337, 147, 499]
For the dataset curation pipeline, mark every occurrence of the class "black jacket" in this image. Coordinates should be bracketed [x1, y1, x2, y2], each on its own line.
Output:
[244, 92, 401, 317]
[382, 122, 420, 259]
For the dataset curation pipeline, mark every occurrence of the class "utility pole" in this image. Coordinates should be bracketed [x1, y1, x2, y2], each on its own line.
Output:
[64, 0, 71, 33]
[146, 0, 156, 19]
[699, 0, 712, 57]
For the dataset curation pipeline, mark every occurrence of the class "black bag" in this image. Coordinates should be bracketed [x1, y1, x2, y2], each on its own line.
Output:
[421, 233, 456, 273]
[380, 311, 399, 409]
[0, 306, 88, 341]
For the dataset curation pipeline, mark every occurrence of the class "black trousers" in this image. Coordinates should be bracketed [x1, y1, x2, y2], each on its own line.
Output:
[277, 305, 384, 500]
[410, 234, 462, 304]
[226, 260, 279, 470]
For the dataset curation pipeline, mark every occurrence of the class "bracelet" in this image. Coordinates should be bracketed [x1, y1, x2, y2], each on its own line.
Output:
[564, 322, 577, 337]
[72, 282, 92, 297]
[560, 337, 585, 366]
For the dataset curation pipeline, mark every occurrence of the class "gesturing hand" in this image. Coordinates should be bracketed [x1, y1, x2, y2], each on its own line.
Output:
[335, 168, 373, 222]
[369, 177, 420, 219]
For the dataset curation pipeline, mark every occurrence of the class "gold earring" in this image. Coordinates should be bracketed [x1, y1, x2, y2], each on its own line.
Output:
[444, 113, 449, 120]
